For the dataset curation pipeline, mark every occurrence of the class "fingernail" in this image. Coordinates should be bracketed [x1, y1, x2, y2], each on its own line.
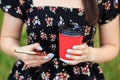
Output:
[73, 46, 77, 49]
[44, 56, 48, 60]
[66, 54, 70, 58]
[49, 53, 55, 59]
[39, 46, 43, 51]
[66, 49, 72, 53]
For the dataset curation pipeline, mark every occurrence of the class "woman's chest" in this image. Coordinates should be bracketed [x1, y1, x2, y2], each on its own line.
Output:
[25, 6, 86, 28]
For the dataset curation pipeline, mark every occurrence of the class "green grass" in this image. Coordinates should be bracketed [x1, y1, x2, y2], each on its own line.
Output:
[0, 9, 120, 80]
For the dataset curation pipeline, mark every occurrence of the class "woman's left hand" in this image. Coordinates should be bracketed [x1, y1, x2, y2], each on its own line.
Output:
[65, 43, 95, 65]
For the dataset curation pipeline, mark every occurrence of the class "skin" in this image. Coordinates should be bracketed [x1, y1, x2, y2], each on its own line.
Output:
[0, 13, 53, 67]
[0, 0, 119, 67]
[66, 15, 119, 65]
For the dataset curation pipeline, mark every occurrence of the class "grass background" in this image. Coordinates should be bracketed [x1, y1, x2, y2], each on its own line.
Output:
[0, 9, 120, 80]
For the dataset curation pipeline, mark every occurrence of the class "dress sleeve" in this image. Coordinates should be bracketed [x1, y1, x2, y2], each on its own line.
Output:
[0, 0, 25, 21]
[118, 0, 120, 13]
[98, 0, 119, 24]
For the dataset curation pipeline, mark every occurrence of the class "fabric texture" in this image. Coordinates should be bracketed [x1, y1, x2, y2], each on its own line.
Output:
[0, 0, 119, 80]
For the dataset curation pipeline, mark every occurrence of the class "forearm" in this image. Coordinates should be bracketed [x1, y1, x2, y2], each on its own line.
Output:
[91, 44, 119, 63]
[93, 15, 120, 63]
[1, 37, 20, 58]
[0, 13, 24, 58]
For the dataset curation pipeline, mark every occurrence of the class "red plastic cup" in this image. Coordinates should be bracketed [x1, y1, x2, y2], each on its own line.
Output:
[59, 25, 84, 62]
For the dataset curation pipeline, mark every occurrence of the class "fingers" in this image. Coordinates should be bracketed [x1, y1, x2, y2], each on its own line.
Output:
[29, 43, 43, 51]
[14, 43, 55, 68]
[72, 43, 87, 50]
[64, 54, 88, 65]
[24, 53, 55, 68]
[15, 43, 43, 53]
[66, 43, 87, 55]
[66, 49, 84, 55]
[24, 53, 54, 61]
[64, 43, 92, 65]
[24, 54, 45, 61]
[66, 54, 87, 61]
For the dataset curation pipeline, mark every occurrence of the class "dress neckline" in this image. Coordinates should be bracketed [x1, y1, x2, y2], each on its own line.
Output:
[32, 5, 84, 11]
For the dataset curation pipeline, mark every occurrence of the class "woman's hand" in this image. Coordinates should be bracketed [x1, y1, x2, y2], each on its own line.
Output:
[65, 43, 95, 65]
[13, 43, 54, 68]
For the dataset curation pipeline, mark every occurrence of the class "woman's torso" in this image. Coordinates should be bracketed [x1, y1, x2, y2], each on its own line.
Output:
[3, 0, 118, 79]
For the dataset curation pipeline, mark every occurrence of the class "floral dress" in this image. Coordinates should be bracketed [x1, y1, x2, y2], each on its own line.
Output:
[0, 0, 119, 80]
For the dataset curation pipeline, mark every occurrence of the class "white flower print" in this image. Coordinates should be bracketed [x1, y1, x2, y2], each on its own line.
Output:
[50, 44, 56, 52]
[69, 8, 73, 12]
[45, 17, 54, 27]
[58, 16, 65, 26]
[40, 31, 48, 40]
[84, 26, 91, 36]
[19, 76, 24, 80]
[41, 71, 50, 80]
[30, 32, 37, 40]
[103, 0, 111, 11]
[22, 64, 29, 71]
[27, 32, 37, 43]
[54, 76, 59, 80]
[78, 8, 84, 16]
[98, 66, 103, 73]
[15, 60, 22, 67]
[49, 34, 56, 42]
[73, 66, 81, 75]
[38, 6, 43, 10]
[14, 70, 20, 79]
[32, 16, 41, 25]
[81, 65, 90, 76]
[0, 0, 1, 4]
[97, 0, 102, 4]
[27, 76, 32, 80]
[28, 8, 33, 13]
[115, 0, 119, 3]
[53, 58, 59, 69]
[3, 5, 11, 12]
[26, 17, 31, 26]
[53, 69, 70, 80]
[114, 0, 119, 9]
[15, 6, 22, 15]
[50, 7, 57, 14]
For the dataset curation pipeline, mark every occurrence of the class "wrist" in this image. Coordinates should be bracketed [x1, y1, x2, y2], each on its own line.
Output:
[88, 47, 96, 62]
[11, 46, 20, 58]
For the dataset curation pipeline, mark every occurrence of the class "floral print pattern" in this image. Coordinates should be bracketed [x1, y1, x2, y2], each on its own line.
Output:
[53, 69, 70, 80]
[81, 65, 90, 76]
[0, 0, 119, 80]
[41, 70, 51, 80]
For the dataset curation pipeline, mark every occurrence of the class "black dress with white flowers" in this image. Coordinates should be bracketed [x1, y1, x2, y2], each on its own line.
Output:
[0, 0, 119, 80]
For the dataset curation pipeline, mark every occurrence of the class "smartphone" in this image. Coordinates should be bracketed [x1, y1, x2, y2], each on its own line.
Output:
[14, 49, 47, 56]
[14, 49, 36, 55]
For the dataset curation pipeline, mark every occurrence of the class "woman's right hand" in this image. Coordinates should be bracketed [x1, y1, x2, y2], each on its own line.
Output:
[13, 43, 54, 68]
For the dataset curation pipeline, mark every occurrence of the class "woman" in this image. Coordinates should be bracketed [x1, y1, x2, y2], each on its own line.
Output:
[0, 0, 119, 80]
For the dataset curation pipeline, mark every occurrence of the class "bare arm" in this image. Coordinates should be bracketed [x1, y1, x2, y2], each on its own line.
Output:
[93, 15, 120, 63]
[0, 13, 54, 67]
[64, 15, 119, 64]
[0, 13, 23, 58]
